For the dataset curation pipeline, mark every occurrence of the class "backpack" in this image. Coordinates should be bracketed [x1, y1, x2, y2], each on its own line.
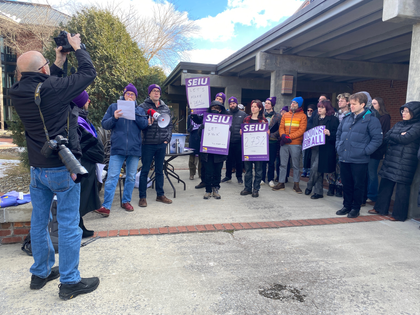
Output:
[21, 197, 59, 256]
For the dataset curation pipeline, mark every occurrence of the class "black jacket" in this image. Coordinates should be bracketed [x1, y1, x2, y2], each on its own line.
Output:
[371, 114, 391, 160]
[139, 97, 173, 145]
[229, 108, 246, 144]
[379, 102, 420, 185]
[312, 114, 339, 174]
[9, 50, 96, 168]
[191, 106, 229, 164]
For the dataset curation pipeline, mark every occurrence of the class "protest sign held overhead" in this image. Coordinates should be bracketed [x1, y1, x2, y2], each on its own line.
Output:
[186, 77, 211, 114]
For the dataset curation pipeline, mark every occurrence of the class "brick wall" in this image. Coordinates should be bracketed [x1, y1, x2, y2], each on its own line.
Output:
[353, 79, 408, 127]
[0, 222, 31, 244]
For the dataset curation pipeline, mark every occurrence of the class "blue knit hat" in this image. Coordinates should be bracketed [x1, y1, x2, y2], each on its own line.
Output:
[228, 96, 238, 104]
[215, 92, 226, 103]
[124, 83, 138, 98]
[292, 96, 304, 107]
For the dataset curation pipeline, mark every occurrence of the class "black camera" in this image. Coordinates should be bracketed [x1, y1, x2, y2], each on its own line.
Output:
[53, 31, 86, 53]
[41, 135, 88, 183]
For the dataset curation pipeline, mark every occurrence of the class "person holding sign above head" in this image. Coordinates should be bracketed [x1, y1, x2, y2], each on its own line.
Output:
[191, 101, 229, 199]
[97, 84, 148, 217]
[240, 100, 269, 198]
[335, 92, 382, 218]
[221, 96, 247, 185]
[272, 97, 307, 193]
[304, 100, 339, 199]
[138, 84, 173, 207]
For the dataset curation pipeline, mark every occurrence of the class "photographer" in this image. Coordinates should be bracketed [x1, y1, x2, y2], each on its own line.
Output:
[9, 33, 99, 300]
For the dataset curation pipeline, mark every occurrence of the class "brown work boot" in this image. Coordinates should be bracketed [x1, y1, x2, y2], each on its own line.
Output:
[156, 195, 172, 204]
[212, 187, 221, 199]
[138, 198, 147, 207]
[272, 183, 285, 191]
[293, 182, 302, 194]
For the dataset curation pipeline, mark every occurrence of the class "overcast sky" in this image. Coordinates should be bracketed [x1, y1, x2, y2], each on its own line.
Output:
[27, 0, 305, 73]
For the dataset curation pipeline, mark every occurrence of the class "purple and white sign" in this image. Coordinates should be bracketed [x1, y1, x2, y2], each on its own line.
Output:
[241, 123, 269, 161]
[186, 76, 211, 114]
[200, 113, 232, 155]
[303, 126, 326, 150]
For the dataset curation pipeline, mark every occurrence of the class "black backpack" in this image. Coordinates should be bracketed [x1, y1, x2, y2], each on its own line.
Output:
[22, 198, 59, 256]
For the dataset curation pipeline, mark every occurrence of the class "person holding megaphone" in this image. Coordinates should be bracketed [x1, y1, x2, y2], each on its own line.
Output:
[138, 84, 174, 207]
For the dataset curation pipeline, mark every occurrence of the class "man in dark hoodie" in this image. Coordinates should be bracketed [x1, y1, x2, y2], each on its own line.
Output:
[138, 84, 173, 207]
[221, 96, 246, 184]
[9, 34, 99, 300]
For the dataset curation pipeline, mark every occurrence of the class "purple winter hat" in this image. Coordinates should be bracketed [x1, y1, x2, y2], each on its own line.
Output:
[266, 97, 277, 106]
[72, 90, 89, 108]
[215, 92, 226, 103]
[148, 84, 161, 95]
[228, 96, 238, 104]
[281, 106, 289, 112]
[124, 83, 138, 98]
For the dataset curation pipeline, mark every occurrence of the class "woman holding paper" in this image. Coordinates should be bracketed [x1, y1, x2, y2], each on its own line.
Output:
[305, 100, 339, 199]
[240, 100, 269, 198]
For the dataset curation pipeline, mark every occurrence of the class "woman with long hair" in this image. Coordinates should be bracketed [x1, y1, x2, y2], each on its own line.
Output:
[305, 100, 339, 199]
[240, 100, 269, 197]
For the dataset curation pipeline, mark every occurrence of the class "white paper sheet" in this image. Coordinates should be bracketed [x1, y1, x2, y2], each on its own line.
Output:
[117, 100, 135, 120]
[96, 163, 106, 183]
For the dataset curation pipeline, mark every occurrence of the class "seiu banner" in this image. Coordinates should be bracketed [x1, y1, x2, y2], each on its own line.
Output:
[241, 123, 269, 161]
[200, 113, 232, 155]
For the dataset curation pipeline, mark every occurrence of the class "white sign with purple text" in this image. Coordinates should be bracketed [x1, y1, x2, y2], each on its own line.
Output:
[241, 123, 269, 161]
[186, 76, 211, 114]
[303, 125, 326, 150]
[200, 113, 232, 155]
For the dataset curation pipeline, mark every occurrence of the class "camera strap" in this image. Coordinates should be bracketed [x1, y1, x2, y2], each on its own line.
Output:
[34, 82, 69, 141]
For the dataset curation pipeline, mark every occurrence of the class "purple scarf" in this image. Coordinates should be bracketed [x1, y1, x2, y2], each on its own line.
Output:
[78, 117, 97, 138]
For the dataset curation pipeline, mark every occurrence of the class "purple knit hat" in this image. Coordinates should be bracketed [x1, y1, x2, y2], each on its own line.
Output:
[228, 96, 238, 104]
[266, 96, 276, 106]
[281, 106, 289, 112]
[124, 83, 138, 98]
[148, 84, 161, 95]
[72, 90, 89, 108]
[215, 92, 226, 103]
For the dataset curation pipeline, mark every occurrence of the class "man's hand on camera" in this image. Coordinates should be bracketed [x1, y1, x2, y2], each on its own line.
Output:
[68, 33, 81, 51]
[114, 109, 123, 119]
[54, 46, 69, 69]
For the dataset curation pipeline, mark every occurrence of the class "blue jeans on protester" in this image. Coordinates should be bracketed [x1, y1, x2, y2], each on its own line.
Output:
[29, 166, 81, 284]
[139, 143, 167, 198]
[367, 158, 381, 202]
[103, 155, 139, 209]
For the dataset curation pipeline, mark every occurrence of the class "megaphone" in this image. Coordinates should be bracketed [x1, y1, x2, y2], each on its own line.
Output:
[147, 109, 171, 128]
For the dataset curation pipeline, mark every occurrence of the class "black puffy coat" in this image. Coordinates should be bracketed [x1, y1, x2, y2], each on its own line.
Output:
[379, 102, 420, 185]
[418, 147, 420, 207]
[139, 98, 173, 145]
[229, 108, 247, 144]
[312, 114, 339, 174]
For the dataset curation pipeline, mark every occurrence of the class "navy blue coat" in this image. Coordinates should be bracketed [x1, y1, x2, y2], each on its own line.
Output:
[379, 102, 420, 185]
[101, 103, 148, 156]
[336, 108, 383, 164]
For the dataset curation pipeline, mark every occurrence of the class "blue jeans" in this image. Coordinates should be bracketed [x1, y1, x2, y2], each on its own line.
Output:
[103, 155, 139, 209]
[139, 143, 166, 198]
[367, 158, 381, 201]
[29, 166, 81, 284]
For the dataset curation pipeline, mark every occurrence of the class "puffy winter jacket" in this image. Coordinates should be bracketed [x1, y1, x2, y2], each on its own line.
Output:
[101, 103, 148, 156]
[378, 102, 420, 185]
[229, 108, 247, 143]
[139, 97, 173, 145]
[279, 108, 307, 145]
[336, 108, 382, 164]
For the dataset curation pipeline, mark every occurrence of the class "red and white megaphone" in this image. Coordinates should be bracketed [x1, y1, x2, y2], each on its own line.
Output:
[147, 109, 170, 128]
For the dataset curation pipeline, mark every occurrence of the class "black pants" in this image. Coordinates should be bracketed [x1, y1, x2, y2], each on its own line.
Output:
[199, 153, 206, 183]
[340, 162, 368, 211]
[203, 154, 224, 193]
[225, 142, 243, 180]
[375, 178, 411, 221]
[262, 141, 278, 182]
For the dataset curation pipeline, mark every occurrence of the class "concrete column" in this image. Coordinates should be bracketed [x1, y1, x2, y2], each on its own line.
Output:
[224, 85, 242, 108]
[406, 23, 420, 219]
[270, 70, 297, 112]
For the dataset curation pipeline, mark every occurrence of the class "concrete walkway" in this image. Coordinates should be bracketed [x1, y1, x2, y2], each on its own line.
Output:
[1, 155, 420, 314]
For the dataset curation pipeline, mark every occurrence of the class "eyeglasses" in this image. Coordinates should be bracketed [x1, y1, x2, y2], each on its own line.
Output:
[401, 109, 410, 114]
[125, 92, 136, 97]
[307, 109, 313, 112]
[37, 59, 49, 71]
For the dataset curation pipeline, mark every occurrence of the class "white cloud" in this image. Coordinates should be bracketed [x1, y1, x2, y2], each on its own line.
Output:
[192, 0, 304, 42]
[182, 48, 237, 64]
